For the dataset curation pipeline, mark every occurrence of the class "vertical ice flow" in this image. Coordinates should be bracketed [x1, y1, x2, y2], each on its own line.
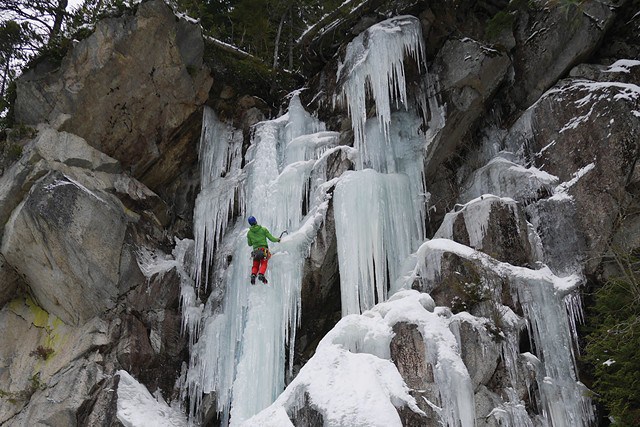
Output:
[193, 107, 244, 289]
[333, 16, 429, 315]
[186, 94, 333, 426]
[512, 274, 595, 427]
[334, 170, 421, 314]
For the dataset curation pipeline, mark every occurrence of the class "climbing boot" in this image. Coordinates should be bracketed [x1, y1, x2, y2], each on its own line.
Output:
[258, 274, 267, 284]
[250, 274, 256, 285]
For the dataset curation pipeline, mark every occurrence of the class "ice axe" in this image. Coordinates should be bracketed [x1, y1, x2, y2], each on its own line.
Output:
[278, 230, 288, 240]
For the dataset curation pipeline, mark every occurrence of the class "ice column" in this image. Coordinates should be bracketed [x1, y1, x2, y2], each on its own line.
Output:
[512, 275, 595, 427]
[193, 107, 244, 289]
[185, 95, 333, 426]
[333, 16, 430, 315]
[334, 170, 421, 314]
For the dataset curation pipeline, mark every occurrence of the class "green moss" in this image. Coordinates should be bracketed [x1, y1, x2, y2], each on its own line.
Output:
[25, 297, 50, 329]
[0, 373, 47, 404]
[11, 297, 67, 358]
[485, 11, 515, 40]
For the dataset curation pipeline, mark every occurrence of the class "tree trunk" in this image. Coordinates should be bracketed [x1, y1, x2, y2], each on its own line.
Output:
[1, 54, 11, 97]
[272, 10, 287, 69]
[49, 0, 68, 42]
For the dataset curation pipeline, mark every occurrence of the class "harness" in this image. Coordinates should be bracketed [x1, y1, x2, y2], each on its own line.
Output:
[251, 247, 271, 261]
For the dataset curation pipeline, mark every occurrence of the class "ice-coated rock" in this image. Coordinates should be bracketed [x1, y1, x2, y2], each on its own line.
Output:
[434, 195, 539, 267]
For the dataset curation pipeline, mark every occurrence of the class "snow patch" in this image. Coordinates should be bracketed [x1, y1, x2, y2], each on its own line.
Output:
[116, 370, 187, 427]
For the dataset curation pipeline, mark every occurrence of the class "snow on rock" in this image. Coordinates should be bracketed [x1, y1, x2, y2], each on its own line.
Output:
[434, 195, 541, 267]
[459, 156, 558, 203]
[399, 239, 595, 426]
[116, 370, 187, 427]
[245, 289, 479, 427]
[605, 59, 640, 74]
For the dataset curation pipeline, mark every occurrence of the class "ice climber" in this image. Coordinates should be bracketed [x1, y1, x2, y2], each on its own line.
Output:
[246, 216, 280, 284]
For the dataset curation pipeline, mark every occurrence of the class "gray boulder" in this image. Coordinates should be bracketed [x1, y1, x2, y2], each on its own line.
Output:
[390, 322, 439, 425]
[0, 296, 108, 424]
[2, 171, 128, 325]
[449, 315, 501, 391]
[434, 196, 539, 267]
[426, 37, 511, 180]
[511, 0, 616, 107]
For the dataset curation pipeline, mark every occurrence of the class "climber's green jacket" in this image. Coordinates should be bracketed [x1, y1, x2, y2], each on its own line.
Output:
[247, 224, 280, 249]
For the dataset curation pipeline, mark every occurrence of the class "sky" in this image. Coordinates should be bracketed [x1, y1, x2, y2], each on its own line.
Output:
[67, 0, 84, 12]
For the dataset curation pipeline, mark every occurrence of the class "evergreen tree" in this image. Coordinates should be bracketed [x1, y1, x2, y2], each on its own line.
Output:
[584, 251, 640, 425]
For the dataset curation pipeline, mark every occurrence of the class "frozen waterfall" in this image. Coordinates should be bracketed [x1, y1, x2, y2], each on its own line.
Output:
[179, 12, 594, 427]
[183, 95, 341, 425]
[334, 16, 431, 316]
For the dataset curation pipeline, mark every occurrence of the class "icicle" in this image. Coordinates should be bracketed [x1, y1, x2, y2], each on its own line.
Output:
[334, 170, 422, 315]
[193, 107, 245, 289]
[335, 16, 425, 156]
[184, 95, 334, 426]
[285, 131, 339, 164]
[364, 112, 428, 239]
[284, 93, 326, 145]
[510, 272, 595, 427]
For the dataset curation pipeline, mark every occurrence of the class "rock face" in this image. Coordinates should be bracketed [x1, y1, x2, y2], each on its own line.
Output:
[434, 196, 539, 267]
[0, 128, 187, 424]
[14, 0, 212, 183]
[510, 0, 616, 107]
[3, 170, 128, 325]
[1, 0, 639, 424]
[506, 77, 640, 273]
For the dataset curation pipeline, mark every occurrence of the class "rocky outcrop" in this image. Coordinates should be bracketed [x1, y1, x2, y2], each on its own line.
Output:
[3, 171, 129, 325]
[390, 322, 437, 425]
[505, 76, 640, 273]
[510, 0, 616, 108]
[424, 0, 618, 233]
[0, 127, 187, 424]
[14, 0, 212, 186]
[434, 196, 539, 267]
[0, 297, 108, 425]
[426, 37, 511, 177]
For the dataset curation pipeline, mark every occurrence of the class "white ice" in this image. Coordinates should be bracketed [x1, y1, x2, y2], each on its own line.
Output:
[335, 16, 426, 154]
[185, 94, 336, 426]
[193, 107, 245, 289]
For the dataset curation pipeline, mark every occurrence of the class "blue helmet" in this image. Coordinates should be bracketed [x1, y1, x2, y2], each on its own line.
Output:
[248, 216, 257, 225]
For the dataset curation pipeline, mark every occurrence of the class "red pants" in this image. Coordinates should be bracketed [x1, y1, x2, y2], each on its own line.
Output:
[252, 258, 268, 275]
